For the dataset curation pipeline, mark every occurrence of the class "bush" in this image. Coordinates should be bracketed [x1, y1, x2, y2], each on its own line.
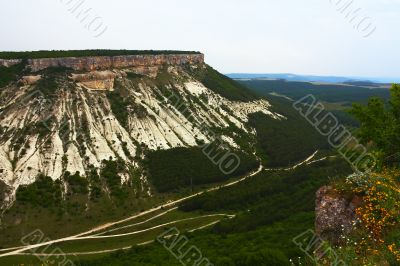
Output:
[64, 171, 89, 195]
[100, 159, 130, 201]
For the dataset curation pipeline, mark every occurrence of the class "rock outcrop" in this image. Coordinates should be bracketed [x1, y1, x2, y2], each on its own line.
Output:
[19, 75, 42, 85]
[315, 186, 363, 246]
[0, 54, 204, 72]
[71, 71, 117, 90]
[0, 59, 21, 68]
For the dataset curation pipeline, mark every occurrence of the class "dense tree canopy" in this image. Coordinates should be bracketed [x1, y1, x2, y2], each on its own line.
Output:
[240, 79, 390, 104]
[0, 61, 26, 87]
[145, 146, 259, 192]
[350, 84, 400, 166]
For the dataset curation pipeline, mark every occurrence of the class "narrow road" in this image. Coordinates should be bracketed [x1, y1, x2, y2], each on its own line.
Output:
[265, 150, 319, 171]
[0, 164, 263, 257]
[95, 207, 178, 236]
[1, 150, 325, 258]
[20, 219, 227, 257]
[64, 213, 234, 241]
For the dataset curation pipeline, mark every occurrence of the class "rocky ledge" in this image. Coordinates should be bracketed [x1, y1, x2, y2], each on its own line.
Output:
[0, 54, 204, 72]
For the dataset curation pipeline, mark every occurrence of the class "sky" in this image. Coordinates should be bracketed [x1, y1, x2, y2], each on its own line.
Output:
[0, 0, 399, 79]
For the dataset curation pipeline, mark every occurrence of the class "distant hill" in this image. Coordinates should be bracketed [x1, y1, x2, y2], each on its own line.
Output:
[238, 79, 390, 104]
[226, 73, 399, 84]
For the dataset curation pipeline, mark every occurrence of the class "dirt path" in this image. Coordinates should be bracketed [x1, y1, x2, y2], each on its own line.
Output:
[20, 219, 227, 257]
[265, 150, 320, 171]
[65, 213, 234, 240]
[95, 207, 179, 236]
[0, 150, 326, 258]
[0, 164, 263, 257]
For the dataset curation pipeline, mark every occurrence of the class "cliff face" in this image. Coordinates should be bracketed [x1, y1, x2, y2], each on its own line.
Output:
[0, 54, 204, 72]
[71, 71, 117, 90]
[0, 59, 21, 68]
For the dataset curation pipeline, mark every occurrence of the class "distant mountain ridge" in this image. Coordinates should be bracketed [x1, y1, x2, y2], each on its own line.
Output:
[226, 73, 399, 84]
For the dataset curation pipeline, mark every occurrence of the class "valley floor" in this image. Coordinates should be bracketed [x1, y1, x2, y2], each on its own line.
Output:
[0, 150, 325, 265]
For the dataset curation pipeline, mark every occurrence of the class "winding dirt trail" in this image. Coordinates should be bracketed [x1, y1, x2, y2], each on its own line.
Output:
[0, 164, 263, 257]
[265, 150, 320, 171]
[0, 150, 327, 258]
[63, 213, 234, 241]
[20, 220, 227, 257]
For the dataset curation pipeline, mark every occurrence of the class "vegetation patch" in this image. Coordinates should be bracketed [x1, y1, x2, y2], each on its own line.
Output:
[100, 159, 132, 202]
[35, 67, 72, 98]
[190, 65, 258, 102]
[240, 79, 390, 104]
[0, 180, 9, 203]
[325, 84, 400, 264]
[107, 87, 148, 128]
[73, 158, 352, 265]
[16, 175, 62, 208]
[64, 171, 89, 195]
[106, 90, 130, 128]
[248, 96, 329, 167]
[0, 61, 26, 88]
[144, 146, 259, 192]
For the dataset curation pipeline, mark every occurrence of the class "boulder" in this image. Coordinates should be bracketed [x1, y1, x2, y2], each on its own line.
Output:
[315, 186, 363, 246]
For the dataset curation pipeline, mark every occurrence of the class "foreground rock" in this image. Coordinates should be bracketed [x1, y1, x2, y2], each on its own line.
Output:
[315, 186, 363, 246]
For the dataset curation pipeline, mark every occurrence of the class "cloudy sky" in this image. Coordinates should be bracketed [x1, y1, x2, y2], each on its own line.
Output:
[1, 0, 399, 79]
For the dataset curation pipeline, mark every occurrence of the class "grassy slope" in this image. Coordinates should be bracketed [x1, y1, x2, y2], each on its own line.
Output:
[190, 65, 259, 102]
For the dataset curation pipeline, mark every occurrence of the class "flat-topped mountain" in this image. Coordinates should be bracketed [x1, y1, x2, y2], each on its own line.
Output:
[0, 50, 281, 209]
[0, 50, 202, 60]
[0, 50, 204, 72]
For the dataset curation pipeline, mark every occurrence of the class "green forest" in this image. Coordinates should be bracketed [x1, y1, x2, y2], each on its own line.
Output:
[145, 146, 259, 192]
[240, 79, 390, 104]
[248, 96, 329, 167]
[0, 61, 26, 87]
[75, 158, 352, 266]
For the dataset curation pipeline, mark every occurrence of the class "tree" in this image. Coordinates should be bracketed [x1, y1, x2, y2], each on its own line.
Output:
[350, 84, 400, 166]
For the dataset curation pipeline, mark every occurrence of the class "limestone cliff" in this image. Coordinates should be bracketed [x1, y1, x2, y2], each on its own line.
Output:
[0, 54, 204, 72]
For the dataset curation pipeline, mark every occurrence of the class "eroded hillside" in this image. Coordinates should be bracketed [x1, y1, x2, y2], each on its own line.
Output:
[0, 54, 283, 207]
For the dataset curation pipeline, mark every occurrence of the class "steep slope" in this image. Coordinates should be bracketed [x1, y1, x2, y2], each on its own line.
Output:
[0, 52, 282, 208]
